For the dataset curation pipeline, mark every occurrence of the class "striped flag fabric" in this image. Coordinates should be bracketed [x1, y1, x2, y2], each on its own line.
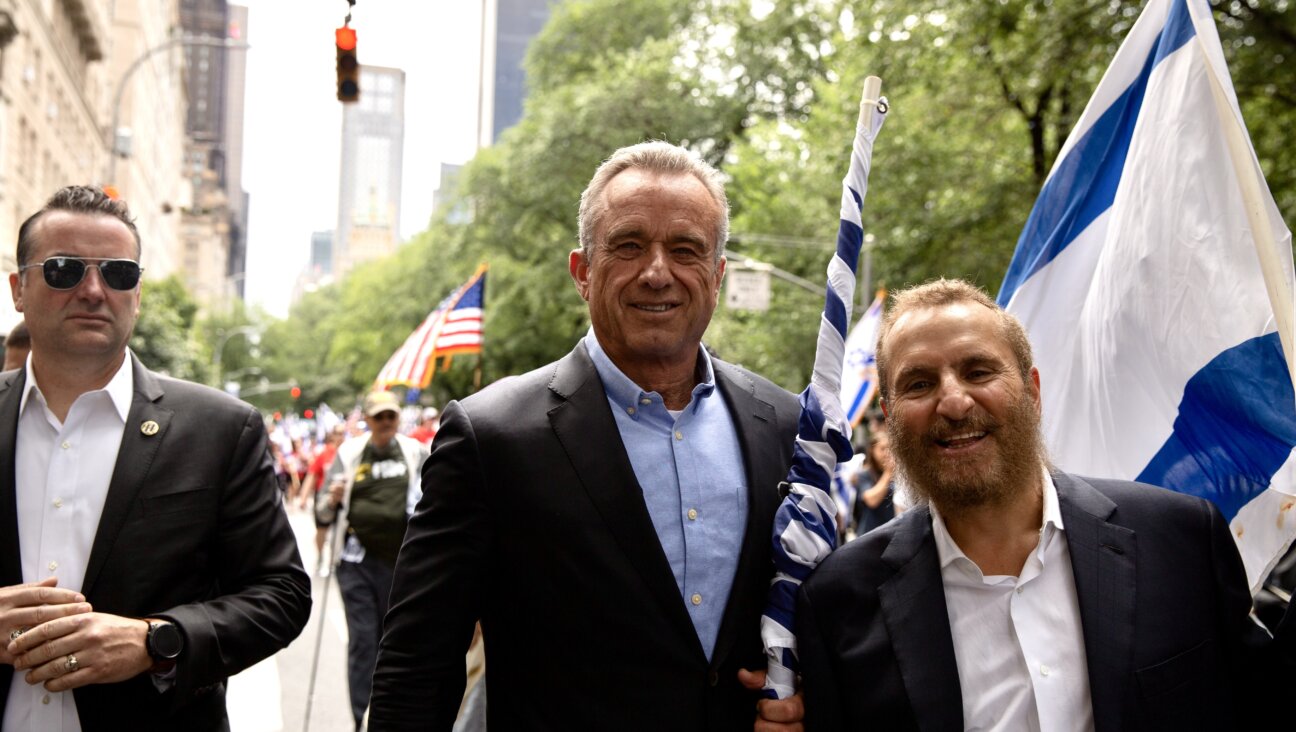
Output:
[760, 82, 888, 700]
[839, 290, 885, 428]
[999, 0, 1296, 591]
[374, 265, 488, 390]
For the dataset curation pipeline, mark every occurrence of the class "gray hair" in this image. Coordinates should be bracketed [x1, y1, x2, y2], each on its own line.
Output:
[577, 141, 728, 262]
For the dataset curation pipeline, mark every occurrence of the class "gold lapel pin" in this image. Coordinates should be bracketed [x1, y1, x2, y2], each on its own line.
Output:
[140, 420, 160, 436]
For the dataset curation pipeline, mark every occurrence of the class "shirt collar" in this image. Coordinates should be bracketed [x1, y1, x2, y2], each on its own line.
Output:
[583, 328, 716, 411]
[930, 466, 1061, 571]
[20, 350, 135, 422]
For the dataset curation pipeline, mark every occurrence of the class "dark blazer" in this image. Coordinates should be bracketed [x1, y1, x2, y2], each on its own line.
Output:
[0, 355, 311, 731]
[369, 343, 799, 731]
[797, 471, 1295, 732]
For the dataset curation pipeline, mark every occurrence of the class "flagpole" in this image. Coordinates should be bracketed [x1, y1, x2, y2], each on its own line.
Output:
[1195, 35, 1296, 383]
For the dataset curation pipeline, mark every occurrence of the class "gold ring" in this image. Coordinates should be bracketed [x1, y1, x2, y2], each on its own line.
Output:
[65, 655, 78, 673]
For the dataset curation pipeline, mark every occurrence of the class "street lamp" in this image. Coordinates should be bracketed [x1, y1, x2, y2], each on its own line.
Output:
[213, 325, 261, 382]
[105, 34, 251, 185]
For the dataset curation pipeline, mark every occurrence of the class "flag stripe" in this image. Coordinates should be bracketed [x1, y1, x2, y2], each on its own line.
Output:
[1000, 0, 1296, 591]
[1000, 0, 1197, 308]
[374, 267, 487, 390]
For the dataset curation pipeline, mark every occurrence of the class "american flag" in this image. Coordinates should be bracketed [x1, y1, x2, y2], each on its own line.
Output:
[374, 265, 487, 389]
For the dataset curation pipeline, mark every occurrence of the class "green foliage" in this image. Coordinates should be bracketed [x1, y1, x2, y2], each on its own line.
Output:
[130, 276, 209, 381]
[260, 0, 1295, 402]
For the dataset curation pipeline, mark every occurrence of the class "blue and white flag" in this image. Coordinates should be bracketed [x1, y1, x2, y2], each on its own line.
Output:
[760, 84, 888, 700]
[840, 290, 885, 428]
[999, 0, 1296, 591]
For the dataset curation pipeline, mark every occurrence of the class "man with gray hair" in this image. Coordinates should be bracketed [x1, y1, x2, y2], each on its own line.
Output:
[371, 142, 804, 730]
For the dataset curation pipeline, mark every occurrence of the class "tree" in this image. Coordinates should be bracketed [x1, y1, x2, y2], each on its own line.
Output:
[131, 276, 208, 381]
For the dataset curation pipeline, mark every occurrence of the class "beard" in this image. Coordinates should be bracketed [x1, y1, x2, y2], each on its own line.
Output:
[888, 386, 1047, 516]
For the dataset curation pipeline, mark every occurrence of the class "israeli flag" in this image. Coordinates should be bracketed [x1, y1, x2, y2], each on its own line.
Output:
[839, 291, 885, 428]
[999, 0, 1296, 591]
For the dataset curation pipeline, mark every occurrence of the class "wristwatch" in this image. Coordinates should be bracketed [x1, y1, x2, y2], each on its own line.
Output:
[146, 620, 184, 668]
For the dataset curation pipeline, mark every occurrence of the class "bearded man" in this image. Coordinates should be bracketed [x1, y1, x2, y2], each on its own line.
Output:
[795, 278, 1294, 731]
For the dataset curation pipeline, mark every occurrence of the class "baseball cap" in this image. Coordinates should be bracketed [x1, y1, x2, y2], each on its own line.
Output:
[363, 390, 401, 417]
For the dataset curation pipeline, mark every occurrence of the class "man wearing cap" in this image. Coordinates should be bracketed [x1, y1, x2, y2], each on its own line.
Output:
[318, 390, 429, 731]
[0, 186, 310, 728]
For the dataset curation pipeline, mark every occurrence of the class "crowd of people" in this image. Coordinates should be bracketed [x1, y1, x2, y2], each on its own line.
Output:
[1, 141, 1293, 732]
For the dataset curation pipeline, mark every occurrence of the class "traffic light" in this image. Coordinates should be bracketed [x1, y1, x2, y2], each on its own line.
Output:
[336, 26, 359, 103]
[290, 385, 302, 400]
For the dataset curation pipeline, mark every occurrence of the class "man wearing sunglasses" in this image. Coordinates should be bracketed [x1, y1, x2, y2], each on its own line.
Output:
[0, 186, 311, 729]
[316, 390, 429, 731]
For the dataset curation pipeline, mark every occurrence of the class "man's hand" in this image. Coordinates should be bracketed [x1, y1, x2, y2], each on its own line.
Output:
[8, 611, 153, 692]
[739, 667, 805, 732]
[1, 578, 91, 665]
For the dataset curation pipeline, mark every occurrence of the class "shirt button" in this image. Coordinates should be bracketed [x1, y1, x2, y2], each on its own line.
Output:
[53, 498, 63, 509]
[626, 407, 636, 415]
[61, 441, 70, 449]
[674, 431, 683, 441]
[687, 508, 698, 521]
[48, 560, 58, 571]
[1015, 586, 1023, 594]
[691, 593, 702, 606]
[640, 397, 651, 405]
[42, 694, 50, 704]
[1040, 664, 1051, 677]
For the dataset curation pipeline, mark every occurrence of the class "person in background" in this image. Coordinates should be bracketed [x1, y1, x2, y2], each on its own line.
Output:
[850, 430, 897, 536]
[2, 321, 30, 371]
[303, 424, 347, 571]
[317, 390, 429, 731]
[409, 407, 439, 445]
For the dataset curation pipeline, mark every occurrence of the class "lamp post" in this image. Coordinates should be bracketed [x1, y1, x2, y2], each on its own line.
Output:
[105, 34, 251, 185]
[213, 325, 261, 383]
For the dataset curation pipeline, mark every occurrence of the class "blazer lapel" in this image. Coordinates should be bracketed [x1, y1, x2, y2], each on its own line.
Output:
[877, 508, 965, 731]
[546, 344, 701, 654]
[0, 370, 25, 587]
[81, 356, 173, 598]
[709, 360, 781, 669]
[1055, 471, 1136, 732]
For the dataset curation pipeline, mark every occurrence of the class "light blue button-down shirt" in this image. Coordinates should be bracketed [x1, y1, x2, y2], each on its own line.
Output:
[585, 330, 748, 661]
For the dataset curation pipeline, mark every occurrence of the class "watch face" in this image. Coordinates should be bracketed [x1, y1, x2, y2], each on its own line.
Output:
[150, 622, 183, 659]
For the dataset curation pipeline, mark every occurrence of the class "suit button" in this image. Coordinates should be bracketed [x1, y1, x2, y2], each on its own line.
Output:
[708, 670, 719, 686]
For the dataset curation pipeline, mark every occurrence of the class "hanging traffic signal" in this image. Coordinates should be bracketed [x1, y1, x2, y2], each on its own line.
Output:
[336, 26, 359, 103]
[290, 385, 302, 400]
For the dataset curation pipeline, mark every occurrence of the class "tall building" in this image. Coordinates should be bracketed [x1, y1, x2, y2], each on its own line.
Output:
[431, 162, 470, 225]
[290, 230, 334, 307]
[178, 0, 249, 308]
[0, 0, 186, 334]
[334, 65, 404, 280]
[477, 0, 552, 147]
[109, 0, 187, 280]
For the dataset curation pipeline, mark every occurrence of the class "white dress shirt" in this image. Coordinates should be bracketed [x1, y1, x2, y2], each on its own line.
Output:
[3, 355, 133, 732]
[930, 469, 1095, 732]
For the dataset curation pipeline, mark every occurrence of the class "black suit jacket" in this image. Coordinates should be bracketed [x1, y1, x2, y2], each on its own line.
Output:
[0, 355, 311, 731]
[369, 343, 799, 731]
[797, 471, 1295, 731]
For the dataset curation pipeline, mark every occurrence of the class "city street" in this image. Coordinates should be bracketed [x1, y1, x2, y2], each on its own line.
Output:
[227, 508, 355, 732]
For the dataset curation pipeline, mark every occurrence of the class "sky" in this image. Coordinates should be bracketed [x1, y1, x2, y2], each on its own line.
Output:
[239, 1, 484, 318]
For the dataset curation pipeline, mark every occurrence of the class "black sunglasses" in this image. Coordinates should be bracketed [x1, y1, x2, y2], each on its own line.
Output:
[19, 257, 144, 291]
